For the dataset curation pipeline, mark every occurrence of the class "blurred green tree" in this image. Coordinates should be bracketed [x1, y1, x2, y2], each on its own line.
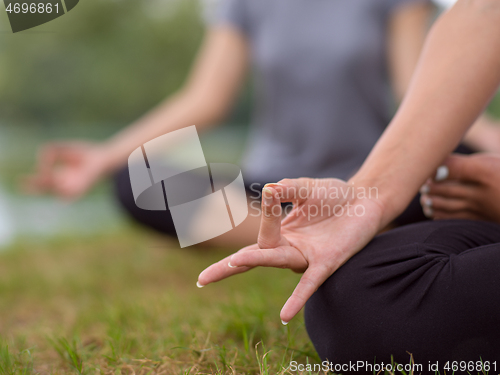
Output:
[0, 0, 204, 126]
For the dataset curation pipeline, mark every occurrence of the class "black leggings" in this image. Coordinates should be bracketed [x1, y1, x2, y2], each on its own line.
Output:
[112, 166, 267, 238]
[305, 220, 500, 374]
[112, 166, 429, 236]
[112, 144, 474, 235]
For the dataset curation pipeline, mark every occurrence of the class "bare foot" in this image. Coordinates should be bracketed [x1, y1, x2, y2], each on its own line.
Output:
[420, 153, 500, 223]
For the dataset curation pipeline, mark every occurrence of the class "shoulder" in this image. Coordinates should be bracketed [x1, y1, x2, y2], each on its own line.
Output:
[205, 0, 266, 36]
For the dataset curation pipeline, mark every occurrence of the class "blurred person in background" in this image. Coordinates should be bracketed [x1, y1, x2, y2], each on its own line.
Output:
[24, 0, 500, 247]
[198, 0, 500, 366]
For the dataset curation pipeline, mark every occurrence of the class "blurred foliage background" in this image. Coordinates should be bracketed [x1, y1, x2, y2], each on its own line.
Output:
[0, 0, 205, 126]
[0, 2, 499, 371]
[0, 0, 254, 245]
[1, 0, 499, 128]
[0, 0, 498, 244]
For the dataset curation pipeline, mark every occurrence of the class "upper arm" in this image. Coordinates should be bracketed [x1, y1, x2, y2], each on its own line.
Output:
[387, 2, 434, 101]
[182, 26, 250, 118]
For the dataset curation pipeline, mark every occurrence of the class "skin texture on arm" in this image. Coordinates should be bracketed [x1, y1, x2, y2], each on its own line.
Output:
[388, 1, 433, 102]
[388, 2, 500, 154]
[24, 27, 249, 199]
[356, 0, 500, 226]
[103, 26, 249, 172]
[199, 0, 500, 324]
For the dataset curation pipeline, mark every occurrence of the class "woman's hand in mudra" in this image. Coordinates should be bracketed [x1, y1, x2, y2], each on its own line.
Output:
[197, 178, 384, 323]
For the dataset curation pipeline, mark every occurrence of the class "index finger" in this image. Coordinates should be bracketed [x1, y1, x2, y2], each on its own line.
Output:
[197, 244, 259, 287]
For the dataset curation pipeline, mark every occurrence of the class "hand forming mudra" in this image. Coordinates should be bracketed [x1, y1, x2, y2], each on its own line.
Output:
[197, 178, 384, 324]
[420, 153, 500, 223]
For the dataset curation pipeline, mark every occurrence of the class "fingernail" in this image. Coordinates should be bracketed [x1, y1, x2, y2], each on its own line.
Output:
[420, 184, 430, 195]
[423, 207, 434, 218]
[435, 166, 449, 182]
[263, 188, 273, 206]
[264, 183, 284, 188]
[196, 281, 204, 288]
[228, 261, 237, 268]
[423, 197, 433, 207]
[281, 319, 289, 326]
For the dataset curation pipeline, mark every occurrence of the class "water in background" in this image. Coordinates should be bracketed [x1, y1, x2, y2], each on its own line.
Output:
[0, 185, 13, 246]
[0, 124, 125, 248]
[0, 123, 246, 249]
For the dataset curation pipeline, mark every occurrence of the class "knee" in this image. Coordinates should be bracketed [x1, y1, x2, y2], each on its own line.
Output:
[112, 167, 178, 238]
[304, 270, 359, 363]
[113, 167, 137, 214]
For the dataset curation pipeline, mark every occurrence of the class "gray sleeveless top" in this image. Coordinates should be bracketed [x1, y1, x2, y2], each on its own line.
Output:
[211, 0, 428, 182]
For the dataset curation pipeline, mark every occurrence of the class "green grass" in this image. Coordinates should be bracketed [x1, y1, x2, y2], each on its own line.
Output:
[0, 228, 320, 374]
[3, 219, 494, 374]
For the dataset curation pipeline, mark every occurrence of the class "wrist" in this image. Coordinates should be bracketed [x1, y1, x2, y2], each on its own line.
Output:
[92, 142, 122, 177]
[347, 174, 404, 230]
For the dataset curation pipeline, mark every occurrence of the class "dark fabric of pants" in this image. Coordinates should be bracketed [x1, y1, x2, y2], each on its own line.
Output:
[305, 220, 500, 374]
[113, 166, 178, 237]
[113, 166, 430, 237]
[112, 166, 267, 239]
[113, 144, 475, 234]
[113, 145, 474, 236]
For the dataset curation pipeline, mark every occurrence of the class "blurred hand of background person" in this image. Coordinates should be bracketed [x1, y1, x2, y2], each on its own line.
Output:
[21, 0, 437, 203]
[22, 0, 500, 202]
[19, 0, 441, 248]
[15, 0, 500, 250]
[23, 141, 109, 199]
[420, 153, 500, 222]
[22, 26, 249, 199]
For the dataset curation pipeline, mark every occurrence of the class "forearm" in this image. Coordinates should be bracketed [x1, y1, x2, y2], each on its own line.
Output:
[351, 0, 500, 228]
[101, 90, 224, 173]
[96, 27, 248, 175]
